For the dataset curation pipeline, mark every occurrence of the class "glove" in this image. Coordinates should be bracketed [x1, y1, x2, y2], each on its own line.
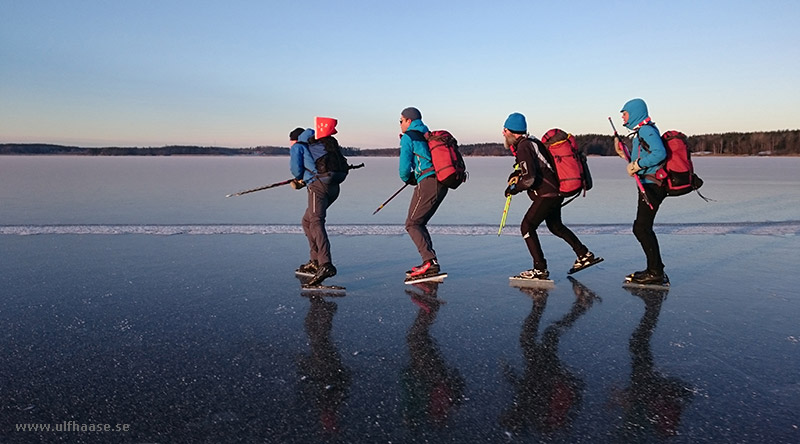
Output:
[626, 160, 642, 176]
[290, 179, 306, 189]
[613, 136, 627, 159]
[404, 176, 417, 186]
[505, 168, 523, 196]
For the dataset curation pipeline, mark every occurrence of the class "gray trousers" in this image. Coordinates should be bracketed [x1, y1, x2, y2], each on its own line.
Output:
[405, 176, 448, 262]
[302, 180, 340, 265]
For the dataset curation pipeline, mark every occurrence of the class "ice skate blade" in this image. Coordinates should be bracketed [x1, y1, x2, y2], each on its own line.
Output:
[405, 272, 448, 285]
[509, 276, 555, 289]
[300, 284, 346, 296]
[622, 281, 670, 290]
[567, 257, 604, 274]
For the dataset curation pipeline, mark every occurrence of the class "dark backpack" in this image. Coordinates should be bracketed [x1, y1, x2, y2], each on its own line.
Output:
[309, 137, 349, 184]
[541, 129, 593, 200]
[639, 128, 705, 198]
[407, 130, 467, 189]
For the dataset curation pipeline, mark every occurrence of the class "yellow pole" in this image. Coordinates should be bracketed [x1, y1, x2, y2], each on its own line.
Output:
[498, 195, 512, 236]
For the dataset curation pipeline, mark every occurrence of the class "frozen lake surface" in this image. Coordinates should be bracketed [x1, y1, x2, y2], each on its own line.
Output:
[1, 156, 798, 442]
[2, 155, 799, 227]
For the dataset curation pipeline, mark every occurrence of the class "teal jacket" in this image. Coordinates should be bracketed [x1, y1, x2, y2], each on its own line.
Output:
[621, 98, 666, 184]
[399, 119, 435, 184]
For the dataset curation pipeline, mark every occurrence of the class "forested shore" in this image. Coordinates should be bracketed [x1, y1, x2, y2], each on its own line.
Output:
[2, 129, 798, 156]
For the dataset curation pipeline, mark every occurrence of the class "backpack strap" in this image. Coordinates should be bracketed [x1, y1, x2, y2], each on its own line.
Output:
[634, 124, 667, 171]
[530, 138, 561, 194]
[560, 193, 580, 207]
[406, 129, 432, 162]
[532, 138, 556, 173]
[405, 129, 427, 142]
[405, 129, 435, 176]
[634, 126, 652, 154]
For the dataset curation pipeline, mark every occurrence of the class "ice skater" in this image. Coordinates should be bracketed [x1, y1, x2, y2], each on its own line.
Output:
[398, 107, 449, 282]
[502, 112, 602, 281]
[615, 99, 669, 287]
[290, 117, 348, 287]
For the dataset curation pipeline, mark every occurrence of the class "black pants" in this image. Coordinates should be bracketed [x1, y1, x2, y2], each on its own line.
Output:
[633, 183, 668, 272]
[520, 196, 587, 271]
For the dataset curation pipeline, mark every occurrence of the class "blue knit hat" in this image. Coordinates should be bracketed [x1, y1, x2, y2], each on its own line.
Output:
[504, 113, 527, 133]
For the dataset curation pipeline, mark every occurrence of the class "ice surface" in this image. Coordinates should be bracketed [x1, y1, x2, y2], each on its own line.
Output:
[1, 156, 799, 442]
[2, 156, 800, 226]
[0, 233, 798, 442]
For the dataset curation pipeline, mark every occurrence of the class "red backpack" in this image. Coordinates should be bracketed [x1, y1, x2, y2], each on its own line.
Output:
[655, 130, 704, 196]
[541, 129, 592, 199]
[640, 129, 705, 198]
[408, 130, 468, 189]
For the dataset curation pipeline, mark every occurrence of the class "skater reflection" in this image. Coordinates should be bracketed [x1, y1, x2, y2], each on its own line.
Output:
[501, 277, 600, 435]
[614, 287, 693, 439]
[401, 281, 465, 431]
[297, 295, 351, 435]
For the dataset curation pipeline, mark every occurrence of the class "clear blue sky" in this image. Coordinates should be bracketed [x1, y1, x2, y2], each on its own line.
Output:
[2, 0, 798, 148]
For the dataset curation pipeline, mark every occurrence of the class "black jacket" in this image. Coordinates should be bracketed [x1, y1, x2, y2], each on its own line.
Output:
[513, 136, 559, 199]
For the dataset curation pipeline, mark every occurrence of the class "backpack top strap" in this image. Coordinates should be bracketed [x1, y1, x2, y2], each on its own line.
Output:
[634, 123, 656, 154]
[405, 129, 427, 142]
[405, 129, 432, 163]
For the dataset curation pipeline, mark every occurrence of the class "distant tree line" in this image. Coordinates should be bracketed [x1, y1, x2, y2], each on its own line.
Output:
[0, 144, 274, 156]
[457, 130, 800, 156]
[2, 130, 798, 156]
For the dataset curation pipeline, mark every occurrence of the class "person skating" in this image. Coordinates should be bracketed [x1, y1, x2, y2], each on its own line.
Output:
[616, 99, 669, 286]
[291, 117, 347, 286]
[290, 126, 320, 276]
[398, 107, 448, 280]
[502, 112, 601, 280]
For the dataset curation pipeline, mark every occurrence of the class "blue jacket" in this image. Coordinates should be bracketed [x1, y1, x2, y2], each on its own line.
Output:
[398, 119, 435, 183]
[290, 128, 317, 183]
[621, 98, 666, 184]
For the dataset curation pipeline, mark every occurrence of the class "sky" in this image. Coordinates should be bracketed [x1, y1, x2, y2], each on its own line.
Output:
[2, 0, 799, 149]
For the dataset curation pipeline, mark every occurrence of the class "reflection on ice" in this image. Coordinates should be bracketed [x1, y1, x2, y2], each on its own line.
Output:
[613, 287, 694, 440]
[403, 281, 465, 431]
[297, 295, 351, 436]
[501, 277, 599, 436]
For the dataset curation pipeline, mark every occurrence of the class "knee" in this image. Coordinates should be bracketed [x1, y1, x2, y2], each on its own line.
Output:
[632, 219, 648, 238]
[545, 219, 563, 234]
[307, 214, 325, 227]
[406, 211, 425, 229]
[520, 219, 539, 235]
